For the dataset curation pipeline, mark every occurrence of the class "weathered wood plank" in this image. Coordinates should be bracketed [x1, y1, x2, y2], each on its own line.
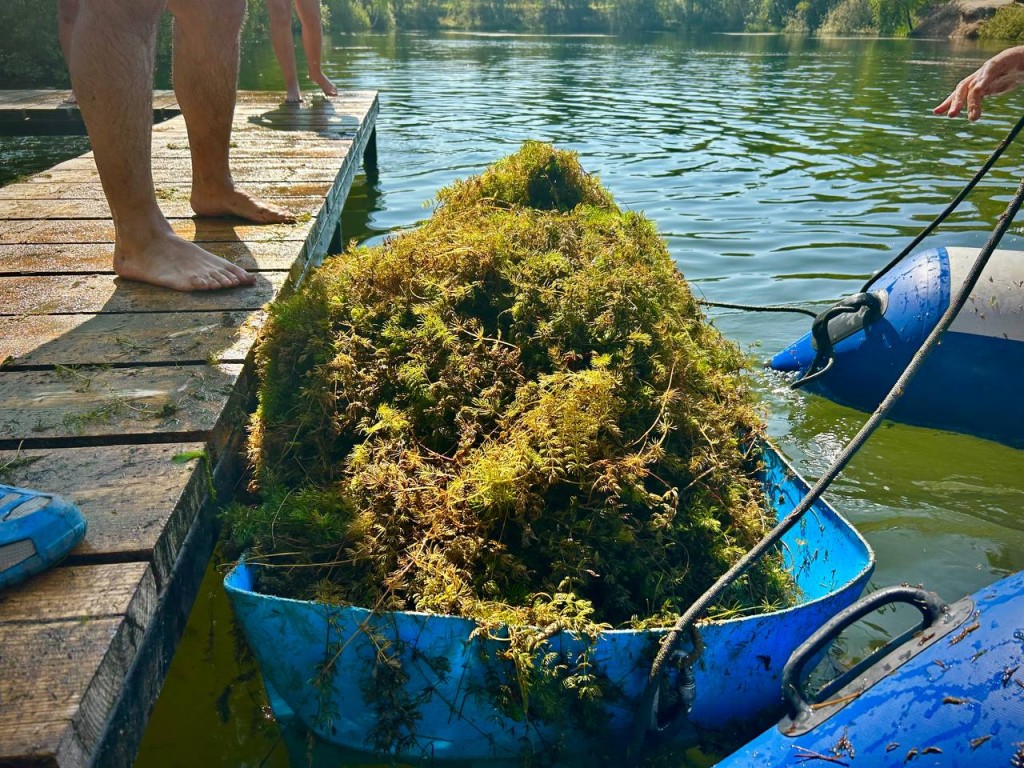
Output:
[232, 90, 377, 107]
[0, 272, 288, 315]
[0, 90, 71, 109]
[0, 89, 375, 113]
[0, 310, 264, 367]
[0, 562, 152, 623]
[0, 240, 304, 274]
[0, 93, 171, 111]
[0, 445, 207, 579]
[0, 180, 333, 201]
[0, 364, 244, 446]
[43, 152, 356, 172]
[21, 163, 352, 185]
[0, 564, 156, 768]
[0, 218, 309, 244]
[0, 196, 323, 221]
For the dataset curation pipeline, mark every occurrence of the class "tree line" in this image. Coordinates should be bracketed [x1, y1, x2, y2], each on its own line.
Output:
[2, 0, 1020, 88]
[312, 0, 935, 35]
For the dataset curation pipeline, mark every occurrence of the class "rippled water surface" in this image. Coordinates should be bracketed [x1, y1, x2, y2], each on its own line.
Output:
[103, 30, 1024, 767]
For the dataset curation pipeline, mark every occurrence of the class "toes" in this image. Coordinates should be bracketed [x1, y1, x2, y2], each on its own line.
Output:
[226, 263, 256, 284]
[188, 273, 215, 291]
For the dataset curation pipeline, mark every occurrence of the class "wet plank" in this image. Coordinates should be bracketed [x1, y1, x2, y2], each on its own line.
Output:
[0, 311, 264, 367]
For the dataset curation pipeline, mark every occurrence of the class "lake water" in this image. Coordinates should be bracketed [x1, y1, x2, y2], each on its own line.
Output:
[7, 29, 1022, 768]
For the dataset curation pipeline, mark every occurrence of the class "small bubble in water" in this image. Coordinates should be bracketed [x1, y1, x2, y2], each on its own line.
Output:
[1014, 629, 1024, 643]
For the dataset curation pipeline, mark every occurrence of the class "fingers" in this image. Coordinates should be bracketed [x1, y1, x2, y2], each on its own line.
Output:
[934, 74, 984, 120]
[933, 94, 954, 116]
[967, 86, 984, 122]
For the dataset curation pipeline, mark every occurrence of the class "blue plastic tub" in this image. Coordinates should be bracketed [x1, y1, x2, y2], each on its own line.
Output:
[224, 442, 873, 760]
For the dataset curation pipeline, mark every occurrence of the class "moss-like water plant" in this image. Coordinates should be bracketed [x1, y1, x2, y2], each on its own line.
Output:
[226, 141, 795, 747]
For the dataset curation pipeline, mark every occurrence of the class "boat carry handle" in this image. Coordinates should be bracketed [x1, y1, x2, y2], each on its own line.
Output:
[781, 585, 946, 723]
[791, 291, 886, 390]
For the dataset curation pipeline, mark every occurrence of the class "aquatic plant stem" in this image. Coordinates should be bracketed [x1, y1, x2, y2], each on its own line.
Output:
[627, 177, 1024, 763]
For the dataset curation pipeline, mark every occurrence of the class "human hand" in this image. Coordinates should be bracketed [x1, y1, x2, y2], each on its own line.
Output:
[934, 46, 1024, 122]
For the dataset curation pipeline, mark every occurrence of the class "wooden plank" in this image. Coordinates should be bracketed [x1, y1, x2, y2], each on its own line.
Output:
[0, 272, 288, 315]
[0, 563, 156, 768]
[148, 134, 356, 156]
[0, 90, 42, 107]
[0, 562, 152, 623]
[0, 90, 177, 111]
[0, 90, 70, 109]
[0, 363, 244, 446]
[46, 150, 356, 171]
[232, 89, 377, 107]
[151, 91, 180, 110]
[0, 239, 305, 275]
[22, 163, 352, 185]
[0, 196, 324, 221]
[0, 310, 265, 367]
[0, 180, 333, 202]
[0, 218, 309, 244]
[0, 445, 207, 579]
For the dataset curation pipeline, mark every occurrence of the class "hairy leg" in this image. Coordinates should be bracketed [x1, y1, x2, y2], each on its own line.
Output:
[71, 0, 252, 291]
[295, 0, 337, 97]
[265, 0, 301, 103]
[169, 0, 292, 223]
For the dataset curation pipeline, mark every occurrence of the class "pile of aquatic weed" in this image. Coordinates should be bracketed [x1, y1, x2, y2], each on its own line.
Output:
[224, 141, 795, 741]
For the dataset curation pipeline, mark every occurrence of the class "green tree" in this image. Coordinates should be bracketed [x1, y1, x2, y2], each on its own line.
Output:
[869, 0, 928, 34]
[0, 0, 67, 87]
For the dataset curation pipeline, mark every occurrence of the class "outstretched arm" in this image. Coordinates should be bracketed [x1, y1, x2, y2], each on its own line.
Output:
[934, 46, 1024, 122]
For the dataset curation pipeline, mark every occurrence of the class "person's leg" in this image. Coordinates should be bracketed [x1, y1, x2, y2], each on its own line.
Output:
[167, 0, 292, 224]
[71, 0, 253, 291]
[265, 0, 302, 103]
[294, 0, 337, 97]
[57, 0, 79, 103]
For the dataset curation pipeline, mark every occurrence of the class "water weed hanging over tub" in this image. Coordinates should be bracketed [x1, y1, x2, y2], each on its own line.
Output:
[221, 142, 846, 756]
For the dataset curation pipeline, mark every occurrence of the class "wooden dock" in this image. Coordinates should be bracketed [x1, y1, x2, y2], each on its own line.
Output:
[0, 89, 378, 767]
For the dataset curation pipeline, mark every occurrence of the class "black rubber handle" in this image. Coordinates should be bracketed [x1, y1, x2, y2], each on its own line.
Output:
[781, 585, 946, 720]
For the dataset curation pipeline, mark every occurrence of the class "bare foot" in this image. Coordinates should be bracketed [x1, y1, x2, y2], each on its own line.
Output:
[310, 70, 338, 97]
[284, 85, 301, 104]
[191, 187, 294, 224]
[114, 230, 256, 292]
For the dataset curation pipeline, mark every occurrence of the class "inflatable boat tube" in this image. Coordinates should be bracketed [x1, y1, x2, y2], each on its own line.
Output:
[770, 246, 1024, 447]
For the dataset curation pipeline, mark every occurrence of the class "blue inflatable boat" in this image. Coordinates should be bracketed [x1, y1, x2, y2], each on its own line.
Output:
[224, 443, 873, 760]
[717, 569, 1024, 767]
[770, 246, 1024, 448]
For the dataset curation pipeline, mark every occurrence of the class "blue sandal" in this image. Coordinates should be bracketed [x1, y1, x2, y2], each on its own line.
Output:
[0, 484, 87, 590]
